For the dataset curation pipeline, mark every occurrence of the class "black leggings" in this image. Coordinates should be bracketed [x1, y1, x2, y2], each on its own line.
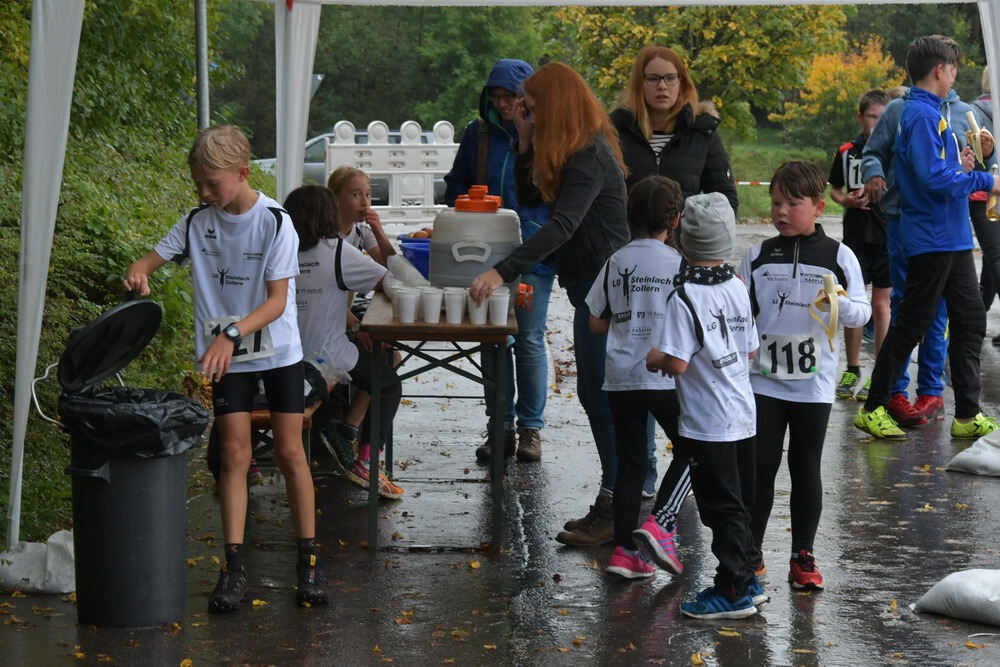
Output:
[349, 343, 402, 448]
[608, 390, 679, 549]
[751, 394, 831, 554]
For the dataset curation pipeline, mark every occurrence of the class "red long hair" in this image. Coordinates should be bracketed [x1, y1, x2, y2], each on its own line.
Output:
[523, 62, 626, 202]
[616, 45, 699, 136]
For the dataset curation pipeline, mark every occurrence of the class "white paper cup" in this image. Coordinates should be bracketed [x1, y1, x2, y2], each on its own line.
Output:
[488, 289, 510, 326]
[397, 288, 420, 323]
[383, 276, 401, 302]
[443, 287, 466, 324]
[467, 290, 489, 325]
[420, 287, 443, 323]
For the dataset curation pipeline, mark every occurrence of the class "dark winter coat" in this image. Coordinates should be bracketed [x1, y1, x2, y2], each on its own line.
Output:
[493, 134, 629, 289]
[610, 102, 738, 212]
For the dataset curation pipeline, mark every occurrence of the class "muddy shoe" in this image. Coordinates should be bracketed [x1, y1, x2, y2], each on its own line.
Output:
[516, 428, 541, 462]
[296, 554, 329, 607]
[563, 490, 612, 531]
[208, 567, 248, 614]
[556, 502, 613, 546]
[475, 423, 516, 462]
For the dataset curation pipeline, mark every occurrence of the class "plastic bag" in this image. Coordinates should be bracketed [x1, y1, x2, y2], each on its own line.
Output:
[945, 430, 1000, 476]
[0, 530, 75, 594]
[58, 387, 209, 457]
[912, 569, 1000, 627]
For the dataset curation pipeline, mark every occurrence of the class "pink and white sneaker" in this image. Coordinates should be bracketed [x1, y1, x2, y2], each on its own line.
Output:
[631, 515, 683, 574]
[605, 546, 655, 579]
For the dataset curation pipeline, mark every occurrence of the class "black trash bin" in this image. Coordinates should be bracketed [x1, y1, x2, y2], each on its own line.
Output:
[56, 300, 209, 628]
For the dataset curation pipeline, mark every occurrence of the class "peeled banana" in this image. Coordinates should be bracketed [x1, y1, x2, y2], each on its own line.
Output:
[809, 274, 847, 352]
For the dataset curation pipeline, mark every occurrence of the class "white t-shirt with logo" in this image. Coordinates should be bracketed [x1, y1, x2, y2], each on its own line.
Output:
[296, 237, 387, 372]
[341, 222, 378, 253]
[585, 239, 682, 391]
[154, 192, 302, 373]
[658, 276, 758, 442]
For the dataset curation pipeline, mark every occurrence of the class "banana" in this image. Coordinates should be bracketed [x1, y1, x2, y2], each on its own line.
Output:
[809, 274, 847, 352]
[965, 111, 994, 168]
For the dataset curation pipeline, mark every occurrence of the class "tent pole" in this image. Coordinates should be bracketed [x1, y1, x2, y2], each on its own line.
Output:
[195, 0, 210, 129]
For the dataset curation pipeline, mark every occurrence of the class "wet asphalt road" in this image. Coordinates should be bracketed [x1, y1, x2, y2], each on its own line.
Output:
[3, 220, 1000, 666]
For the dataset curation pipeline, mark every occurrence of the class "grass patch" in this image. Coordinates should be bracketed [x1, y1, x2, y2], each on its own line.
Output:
[725, 127, 845, 222]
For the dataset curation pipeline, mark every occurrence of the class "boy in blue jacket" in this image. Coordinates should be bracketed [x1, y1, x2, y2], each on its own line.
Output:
[856, 35, 1000, 440]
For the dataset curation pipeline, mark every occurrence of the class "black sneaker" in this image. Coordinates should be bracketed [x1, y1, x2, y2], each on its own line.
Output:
[208, 567, 248, 614]
[296, 554, 329, 607]
[475, 422, 516, 461]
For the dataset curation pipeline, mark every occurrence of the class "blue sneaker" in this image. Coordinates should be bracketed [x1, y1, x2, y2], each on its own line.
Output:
[681, 587, 758, 620]
[642, 458, 657, 498]
[748, 576, 769, 606]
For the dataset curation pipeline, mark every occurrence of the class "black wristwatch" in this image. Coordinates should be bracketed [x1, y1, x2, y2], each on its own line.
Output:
[223, 324, 242, 349]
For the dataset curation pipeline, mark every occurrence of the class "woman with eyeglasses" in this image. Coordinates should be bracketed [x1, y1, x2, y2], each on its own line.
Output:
[469, 62, 630, 546]
[605, 45, 738, 575]
[612, 46, 738, 210]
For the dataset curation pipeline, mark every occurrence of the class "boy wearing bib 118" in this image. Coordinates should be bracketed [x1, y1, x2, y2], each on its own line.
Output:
[739, 161, 871, 590]
[124, 125, 327, 613]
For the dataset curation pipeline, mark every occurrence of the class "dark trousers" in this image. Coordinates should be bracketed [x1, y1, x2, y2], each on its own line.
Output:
[752, 394, 831, 554]
[972, 200, 1000, 311]
[683, 435, 759, 599]
[349, 343, 402, 448]
[608, 390, 679, 549]
[865, 250, 985, 418]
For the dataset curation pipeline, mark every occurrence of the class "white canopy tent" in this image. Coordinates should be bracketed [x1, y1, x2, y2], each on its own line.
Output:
[9, 0, 1000, 546]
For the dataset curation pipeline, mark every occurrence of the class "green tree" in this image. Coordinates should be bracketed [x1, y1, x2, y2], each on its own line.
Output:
[539, 5, 846, 138]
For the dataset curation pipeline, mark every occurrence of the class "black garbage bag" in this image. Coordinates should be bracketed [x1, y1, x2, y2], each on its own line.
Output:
[59, 387, 209, 458]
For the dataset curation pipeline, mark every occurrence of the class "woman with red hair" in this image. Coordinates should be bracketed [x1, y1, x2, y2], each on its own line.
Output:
[470, 62, 630, 545]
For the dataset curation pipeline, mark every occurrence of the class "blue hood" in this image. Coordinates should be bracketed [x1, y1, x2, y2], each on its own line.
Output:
[478, 59, 533, 121]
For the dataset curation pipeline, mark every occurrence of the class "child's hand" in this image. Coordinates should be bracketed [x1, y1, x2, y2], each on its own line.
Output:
[646, 348, 665, 374]
[961, 145, 976, 172]
[844, 188, 869, 210]
[982, 130, 995, 159]
[123, 272, 151, 297]
[199, 334, 236, 382]
[363, 207, 382, 230]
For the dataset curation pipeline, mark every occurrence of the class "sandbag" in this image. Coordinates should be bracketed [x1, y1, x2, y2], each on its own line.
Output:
[0, 530, 75, 594]
[945, 430, 1000, 476]
[912, 569, 1000, 627]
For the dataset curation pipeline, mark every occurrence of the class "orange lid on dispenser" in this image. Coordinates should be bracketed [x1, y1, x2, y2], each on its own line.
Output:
[454, 185, 501, 212]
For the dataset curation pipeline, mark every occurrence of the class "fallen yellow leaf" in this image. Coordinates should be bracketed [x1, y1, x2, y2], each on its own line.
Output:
[441, 660, 455, 665]
[691, 653, 704, 665]
[572, 635, 585, 646]
[211, 556, 220, 566]
[483, 644, 496, 650]
[180, 660, 193, 667]
[70, 651, 86, 660]
[373, 645, 381, 654]
[251, 599, 268, 608]
[557, 647, 570, 653]
[401, 608, 416, 616]
[338, 538, 348, 547]
[716, 629, 741, 637]
[468, 560, 481, 570]
[792, 648, 816, 654]
[451, 629, 470, 639]
[889, 597, 898, 611]
[965, 641, 985, 649]
[558, 608, 570, 616]
[11, 591, 26, 598]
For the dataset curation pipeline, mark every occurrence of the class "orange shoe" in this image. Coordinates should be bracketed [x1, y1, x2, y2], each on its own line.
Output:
[344, 457, 404, 500]
[788, 550, 824, 590]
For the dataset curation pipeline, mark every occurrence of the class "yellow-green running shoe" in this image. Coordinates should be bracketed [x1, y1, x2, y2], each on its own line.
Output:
[855, 406, 907, 440]
[855, 377, 872, 402]
[836, 371, 860, 399]
[950, 413, 999, 439]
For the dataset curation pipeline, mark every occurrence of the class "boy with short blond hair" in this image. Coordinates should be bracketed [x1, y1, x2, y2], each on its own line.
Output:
[125, 125, 327, 612]
[856, 35, 1000, 440]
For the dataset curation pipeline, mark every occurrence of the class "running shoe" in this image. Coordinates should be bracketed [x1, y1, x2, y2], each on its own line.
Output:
[680, 587, 757, 620]
[631, 515, 683, 574]
[886, 393, 926, 427]
[788, 550, 824, 590]
[319, 422, 357, 474]
[208, 567, 248, 614]
[295, 553, 329, 607]
[855, 377, 872, 402]
[344, 457, 405, 499]
[862, 319, 875, 343]
[855, 406, 907, 440]
[605, 546, 655, 579]
[951, 413, 1000, 439]
[248, 458, 265, 486]
[748, 575, 769, 606]
[911, 394, 945, 423]
[835, 371, 860, 399]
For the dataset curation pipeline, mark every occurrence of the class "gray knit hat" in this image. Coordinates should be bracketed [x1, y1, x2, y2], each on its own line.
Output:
[677, 192, 735, 261]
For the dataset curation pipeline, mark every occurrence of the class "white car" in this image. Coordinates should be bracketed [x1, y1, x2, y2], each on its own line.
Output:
[254, 130, 443, 205]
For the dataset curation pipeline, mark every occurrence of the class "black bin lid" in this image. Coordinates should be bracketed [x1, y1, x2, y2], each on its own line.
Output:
[58, 300, 164, 393]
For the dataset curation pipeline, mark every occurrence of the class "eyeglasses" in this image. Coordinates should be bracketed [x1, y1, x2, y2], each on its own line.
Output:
[490, 91, 518, 105]
[643, 73, 681, 86]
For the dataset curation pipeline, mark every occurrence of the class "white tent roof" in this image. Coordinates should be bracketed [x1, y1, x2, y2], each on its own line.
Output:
[9, 0, 1000, 546]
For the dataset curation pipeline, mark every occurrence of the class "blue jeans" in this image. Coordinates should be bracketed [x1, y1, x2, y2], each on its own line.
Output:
[483, 271, 554, 430]
[886, 216, 947, 397]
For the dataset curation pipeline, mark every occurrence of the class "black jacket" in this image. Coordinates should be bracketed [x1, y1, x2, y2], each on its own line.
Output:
[611, 103, 738, 212]
[494, 134, 629, 288]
